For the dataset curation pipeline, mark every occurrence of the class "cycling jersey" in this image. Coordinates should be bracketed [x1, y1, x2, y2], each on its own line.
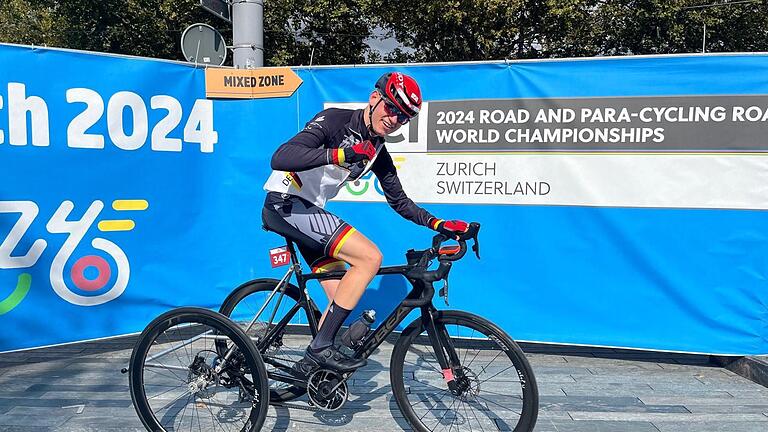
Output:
[263, 108, 434, 227]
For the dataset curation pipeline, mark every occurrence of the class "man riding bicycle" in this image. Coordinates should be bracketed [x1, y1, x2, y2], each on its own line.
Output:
[262, 72, 469, 376]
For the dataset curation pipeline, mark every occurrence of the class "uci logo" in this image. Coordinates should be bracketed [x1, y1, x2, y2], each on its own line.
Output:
[0, 199, 147, 314]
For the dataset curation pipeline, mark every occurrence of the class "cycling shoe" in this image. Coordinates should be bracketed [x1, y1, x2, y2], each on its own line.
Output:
[290, 345, 366, 378]
[307, 345, 367, 372]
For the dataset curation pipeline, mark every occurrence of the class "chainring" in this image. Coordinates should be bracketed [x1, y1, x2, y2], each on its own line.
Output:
[307, 369, 348, 411]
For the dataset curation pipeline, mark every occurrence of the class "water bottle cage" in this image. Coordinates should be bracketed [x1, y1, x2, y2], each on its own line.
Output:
[344, 338, 364, 349]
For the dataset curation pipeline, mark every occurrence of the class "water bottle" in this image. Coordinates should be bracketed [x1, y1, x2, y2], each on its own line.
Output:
[341, 310, 376, 349]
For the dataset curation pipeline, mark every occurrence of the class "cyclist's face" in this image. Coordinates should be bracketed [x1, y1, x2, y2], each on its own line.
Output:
[369, 91, 406, 136]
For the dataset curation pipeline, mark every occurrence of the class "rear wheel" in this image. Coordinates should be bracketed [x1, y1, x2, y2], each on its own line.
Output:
[129, 307, 269, 432]
[218, 279, 321, 402]
[390, 310, 538, 432]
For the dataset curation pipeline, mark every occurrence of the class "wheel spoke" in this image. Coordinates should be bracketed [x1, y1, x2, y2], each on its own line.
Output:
[415, 388, 451, 416]
[477, 364, 515, 384]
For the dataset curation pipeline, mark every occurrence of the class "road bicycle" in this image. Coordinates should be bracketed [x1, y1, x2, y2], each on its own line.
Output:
[218, 222, 539, 431]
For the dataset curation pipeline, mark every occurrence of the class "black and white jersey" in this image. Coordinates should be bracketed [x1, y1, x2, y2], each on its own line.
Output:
[263, 108, 434, 227]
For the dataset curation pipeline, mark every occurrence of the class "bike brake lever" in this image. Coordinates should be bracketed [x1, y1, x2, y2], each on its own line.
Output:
[471, 235, 480, 259]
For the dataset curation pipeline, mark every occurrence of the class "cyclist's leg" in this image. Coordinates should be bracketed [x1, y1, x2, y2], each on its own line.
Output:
[304, 230, 380, 358]
[303, 229, 375, 348]
[262, 193, 372, 371]
[330, 230, 381, 310]
[317, 280, 339, 328]
[309, 232, 381, 329]
[306, 257, 345, 328]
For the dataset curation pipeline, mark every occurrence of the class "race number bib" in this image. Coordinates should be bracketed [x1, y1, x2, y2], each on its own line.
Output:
[269, 246, 291, 268]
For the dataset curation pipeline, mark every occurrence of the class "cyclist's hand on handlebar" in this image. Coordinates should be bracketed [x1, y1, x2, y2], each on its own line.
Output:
[338, 140, 375, 164]
[429, 218, 469, 239]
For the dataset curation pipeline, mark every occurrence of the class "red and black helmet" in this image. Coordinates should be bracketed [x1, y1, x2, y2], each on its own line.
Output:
[375, 72, 422, 119]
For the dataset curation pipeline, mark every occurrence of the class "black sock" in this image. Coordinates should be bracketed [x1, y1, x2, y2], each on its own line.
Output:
[309, 301, 351, 353]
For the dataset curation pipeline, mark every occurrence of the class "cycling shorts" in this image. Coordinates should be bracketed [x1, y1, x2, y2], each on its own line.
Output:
[262, 192, 355, 275]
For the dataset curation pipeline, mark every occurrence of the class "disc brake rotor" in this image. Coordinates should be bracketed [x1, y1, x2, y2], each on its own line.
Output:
[455, 366, 481, 401]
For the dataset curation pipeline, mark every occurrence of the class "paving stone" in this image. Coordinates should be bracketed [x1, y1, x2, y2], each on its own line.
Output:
[639, 395, 739, 405]
[539, 395, 688, 413]
[682, 404, 768, 414]
[57, 414, 146, 431]
[572, 374, 705, 385]
[649, 382, 763, 392]
[0, 413, 70, 427]
[533, 420, 660, 432]
[0, 353, 32, 361]
[727, 388, 768, 395]
[560, 383, 654, 397]
[53, 428, 144, 432]
[569, 411, 768, 421]
[653, 421, 768, 432]
[26, 384, 128, 393]
[532, 373, 578, 383]
[534, 366, 594, 374]
[0, 398, 132, 409]
[525, 354, 568, 364]
[0, 427, 50, 432]
[38, 392, 131, 401]
[586, 366, 666, 375]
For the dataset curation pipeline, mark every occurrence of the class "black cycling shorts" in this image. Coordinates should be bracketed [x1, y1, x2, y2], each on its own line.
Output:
[262, 192, 355, 274]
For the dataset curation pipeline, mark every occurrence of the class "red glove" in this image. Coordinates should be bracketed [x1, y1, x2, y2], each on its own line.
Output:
[332, 140, 376, 165]
[429, 218, 469, 238]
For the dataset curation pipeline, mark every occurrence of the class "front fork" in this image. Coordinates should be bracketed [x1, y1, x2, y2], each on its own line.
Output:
[420, 305, 462, 395]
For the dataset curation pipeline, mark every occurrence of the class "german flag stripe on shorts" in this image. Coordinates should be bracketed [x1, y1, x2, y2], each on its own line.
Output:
[311, 257, 346, 273]
[328, 225, 356, 258]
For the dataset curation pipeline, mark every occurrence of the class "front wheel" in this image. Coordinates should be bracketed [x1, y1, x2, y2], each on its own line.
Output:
[390, 310, 538, 432]
[129, 307, 270, 432]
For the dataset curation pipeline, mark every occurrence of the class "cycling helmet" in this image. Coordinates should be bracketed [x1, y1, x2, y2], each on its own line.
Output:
[374, 72, 422, 119]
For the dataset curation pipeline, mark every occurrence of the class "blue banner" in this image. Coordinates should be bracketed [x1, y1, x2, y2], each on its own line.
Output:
[1, 43, 766, 355]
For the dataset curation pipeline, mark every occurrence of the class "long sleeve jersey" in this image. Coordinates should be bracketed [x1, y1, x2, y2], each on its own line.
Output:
[263, 108, 435, 227]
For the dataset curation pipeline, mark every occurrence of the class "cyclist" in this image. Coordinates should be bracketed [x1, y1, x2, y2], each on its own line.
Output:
[262, 72, 468, 376]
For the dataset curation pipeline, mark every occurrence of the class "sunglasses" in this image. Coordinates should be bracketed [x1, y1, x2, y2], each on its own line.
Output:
[381, 99, 411, 124]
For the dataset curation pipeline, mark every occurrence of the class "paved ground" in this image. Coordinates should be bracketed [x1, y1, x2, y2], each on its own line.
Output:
[0, 336, 767, 432]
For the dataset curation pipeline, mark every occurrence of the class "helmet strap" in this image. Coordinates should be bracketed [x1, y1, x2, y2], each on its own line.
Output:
[368, 98, 384, 137]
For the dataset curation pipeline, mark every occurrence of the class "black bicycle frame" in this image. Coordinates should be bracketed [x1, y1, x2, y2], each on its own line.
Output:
[257, 238, 458, 388]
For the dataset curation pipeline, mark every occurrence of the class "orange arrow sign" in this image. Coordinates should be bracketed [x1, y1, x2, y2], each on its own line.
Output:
[205, 67, 303, 99]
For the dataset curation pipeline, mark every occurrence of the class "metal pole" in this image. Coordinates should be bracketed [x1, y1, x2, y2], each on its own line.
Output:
[232, 0, 264, 68]
[702, 23, 706, 53]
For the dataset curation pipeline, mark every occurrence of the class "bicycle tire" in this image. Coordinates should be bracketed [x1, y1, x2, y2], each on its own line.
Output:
[129, 307, 270, 432]
[390, 310, 538, 432]
[218, 279, 321, 402]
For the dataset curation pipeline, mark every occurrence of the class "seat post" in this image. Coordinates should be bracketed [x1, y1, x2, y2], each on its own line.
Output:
[284, 238, 299, 266]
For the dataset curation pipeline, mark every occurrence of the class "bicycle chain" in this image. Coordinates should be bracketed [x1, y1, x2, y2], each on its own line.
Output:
[269, 401, 321, 412]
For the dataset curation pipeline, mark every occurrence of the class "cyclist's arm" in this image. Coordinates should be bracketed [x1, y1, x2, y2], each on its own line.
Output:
[371, 148, 435, 226]
[270, 112, 338, 171]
